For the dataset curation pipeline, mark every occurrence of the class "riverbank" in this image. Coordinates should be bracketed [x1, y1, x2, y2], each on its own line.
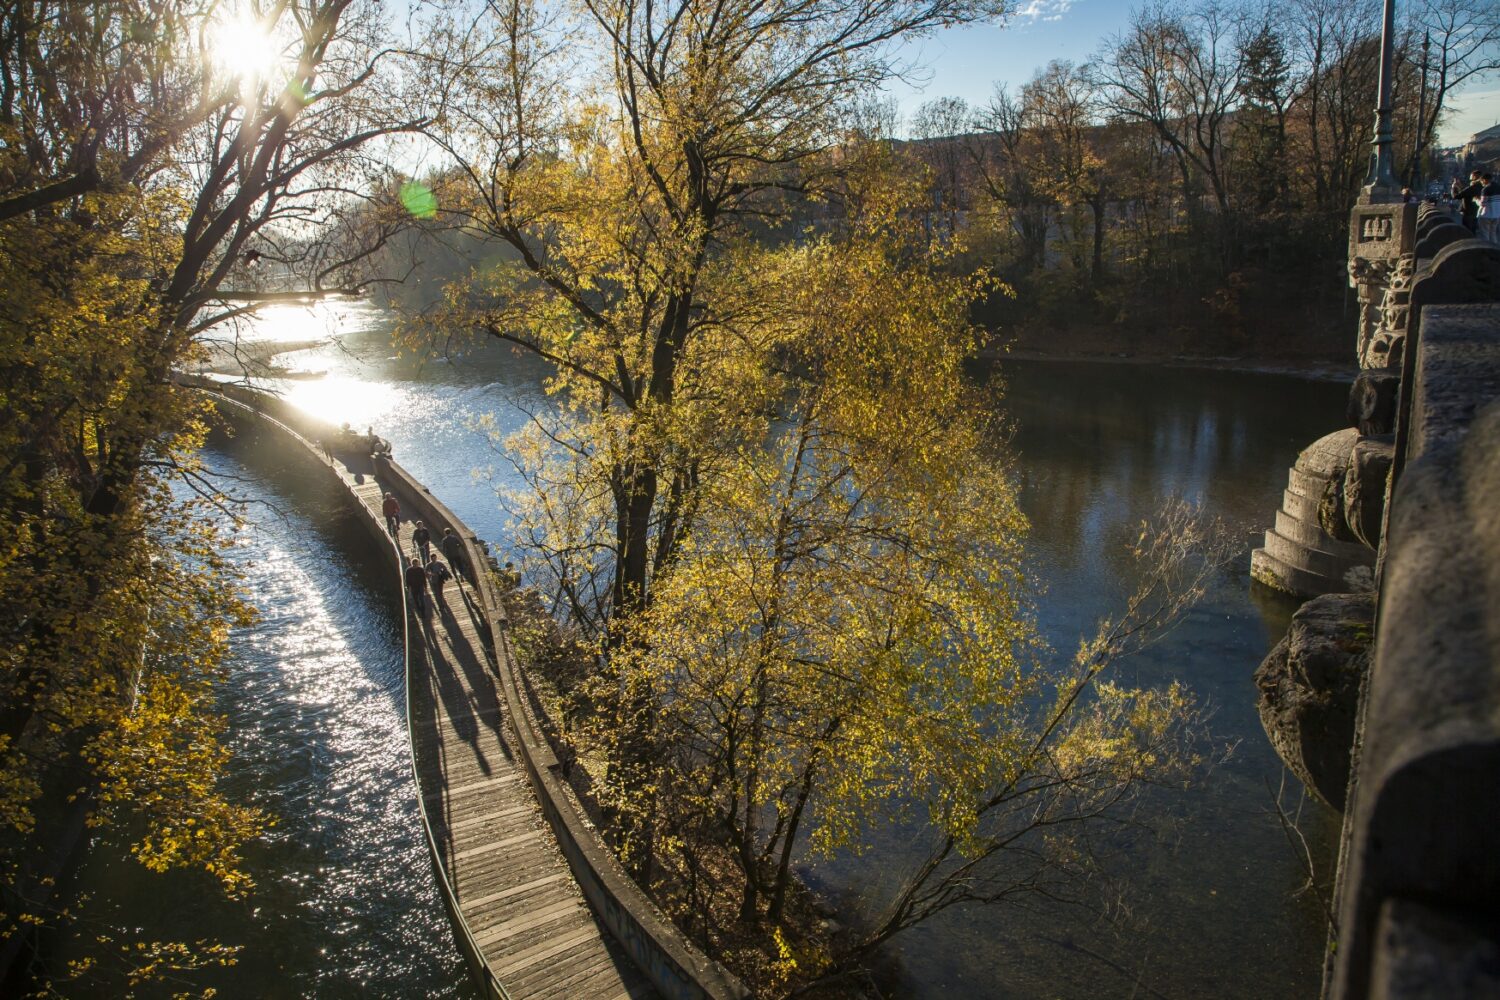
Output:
[982, 288, 1353, 381]
[193, 336, 329, 378]
[234, 330, 1354, 385]
[212, 321, 1354, 386]
[984, 346, 1351, 382]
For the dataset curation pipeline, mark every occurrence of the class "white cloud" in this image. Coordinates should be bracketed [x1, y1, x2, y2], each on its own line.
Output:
[1014, 0, 1076, 21]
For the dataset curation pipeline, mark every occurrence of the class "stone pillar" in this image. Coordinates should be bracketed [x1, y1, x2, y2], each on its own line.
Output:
[1348, 203, 1417, 370]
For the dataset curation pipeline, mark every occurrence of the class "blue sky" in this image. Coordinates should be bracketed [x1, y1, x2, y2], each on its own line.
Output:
[886, 0, 1499, 145]
[888, 0, 1123, 116]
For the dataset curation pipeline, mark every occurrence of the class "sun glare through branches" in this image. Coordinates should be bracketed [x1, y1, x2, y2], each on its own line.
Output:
[206, 7, 289, 90]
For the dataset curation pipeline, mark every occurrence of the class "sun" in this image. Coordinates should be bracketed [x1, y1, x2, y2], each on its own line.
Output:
[207, 9, 288, 87]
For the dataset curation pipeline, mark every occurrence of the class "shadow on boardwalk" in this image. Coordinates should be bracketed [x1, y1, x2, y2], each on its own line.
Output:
[321, 443, 653, 1000]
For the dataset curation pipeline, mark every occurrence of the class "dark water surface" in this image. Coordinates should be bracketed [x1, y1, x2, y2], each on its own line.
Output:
[70, 302, 1350, 997]
[839, 361, 1348, 999]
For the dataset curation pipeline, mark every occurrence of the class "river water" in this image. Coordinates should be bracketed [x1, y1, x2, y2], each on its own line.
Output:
[67, 300, 1349, 997]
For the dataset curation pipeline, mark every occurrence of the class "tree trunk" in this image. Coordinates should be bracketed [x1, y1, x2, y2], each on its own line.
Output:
[768, 762, 816, 925]
[610, 459, 658, 625]
[1090, 198, 1105, 286]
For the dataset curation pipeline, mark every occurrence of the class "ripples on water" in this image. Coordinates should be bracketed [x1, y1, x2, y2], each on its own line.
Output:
[56, 443, 474, 998]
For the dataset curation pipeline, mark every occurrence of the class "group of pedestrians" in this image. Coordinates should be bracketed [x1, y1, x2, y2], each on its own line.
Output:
[404, 551, 452, 620]
[1451, 169, 1500, 243]
[331, 422, 392, 459]
[382, 490, 471, 622]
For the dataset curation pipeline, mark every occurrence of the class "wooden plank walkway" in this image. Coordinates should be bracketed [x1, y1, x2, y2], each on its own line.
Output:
[328, 451, 655, 1000]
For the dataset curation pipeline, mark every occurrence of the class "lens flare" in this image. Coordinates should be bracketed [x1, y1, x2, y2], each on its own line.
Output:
[399, 183, 438, 220]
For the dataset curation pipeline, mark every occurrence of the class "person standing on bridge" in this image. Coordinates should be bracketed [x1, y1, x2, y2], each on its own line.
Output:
[1479, 173, 1499, 245]
[1453, 170, 1484, 233]
[440, 527, 467, 584]
[405, 556, 431, 620]
[426, 555, 452, 608]
[382, 492, 401, 536]
[413, 520, 432, 563]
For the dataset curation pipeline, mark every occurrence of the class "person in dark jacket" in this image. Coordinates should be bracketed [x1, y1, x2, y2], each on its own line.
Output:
[382, 493, 401, 536]
[1453, 170, 1484, 232]
[404, 556, 430, 619]
[413, 520, 431, 562]
[440, 527, 467, 584]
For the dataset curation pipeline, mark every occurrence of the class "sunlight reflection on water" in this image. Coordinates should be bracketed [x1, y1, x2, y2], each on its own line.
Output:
[221, 297, 374, 345]
[281, 373, 407, 430]
[209, 449, 473, 996]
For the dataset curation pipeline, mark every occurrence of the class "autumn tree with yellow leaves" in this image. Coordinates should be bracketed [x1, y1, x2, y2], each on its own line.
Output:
[420, 0, 1219, 989]
[423, 0, 1010, 876]
[0, 0, 441, 988]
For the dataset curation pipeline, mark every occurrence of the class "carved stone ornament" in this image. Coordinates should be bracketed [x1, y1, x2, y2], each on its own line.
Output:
[1349, 202, 1416, 270]
[1349, 255, 1395, 288]
[1357, 252, 1417, 370]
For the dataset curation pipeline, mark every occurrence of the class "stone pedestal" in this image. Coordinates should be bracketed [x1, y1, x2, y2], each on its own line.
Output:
[1250, 428, 1377, 598]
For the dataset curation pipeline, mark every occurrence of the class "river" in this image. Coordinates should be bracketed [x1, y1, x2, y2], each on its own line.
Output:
[67, 299, 1348, 997]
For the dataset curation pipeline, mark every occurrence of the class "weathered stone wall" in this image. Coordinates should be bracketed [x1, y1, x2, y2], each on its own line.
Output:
[1250, 203, 1500, 998]
[1330, 303, 1500, 1000]
[1253, 592, 1373, 811]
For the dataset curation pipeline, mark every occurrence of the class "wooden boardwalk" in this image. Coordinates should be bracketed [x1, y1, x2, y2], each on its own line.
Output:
[328, 452, 655, 1000]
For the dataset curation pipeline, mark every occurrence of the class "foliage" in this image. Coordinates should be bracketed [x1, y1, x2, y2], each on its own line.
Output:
[853, 497, 1225, 956]
[0, 0, 443, 990]
[418, 0, 1223, 990]
[0, 182, 262, 986]
[590, 202, 1032, 910]
[424, 0, 1009, 631]
[904, 0, 1499, 358]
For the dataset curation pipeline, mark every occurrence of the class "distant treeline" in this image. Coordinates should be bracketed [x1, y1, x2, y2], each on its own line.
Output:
[368, 0, 1497, 362]
[897, 0, 1497, 359]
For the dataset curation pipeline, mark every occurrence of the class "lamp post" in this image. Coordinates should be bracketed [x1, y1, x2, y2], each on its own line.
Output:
[1361, 0, 1401, 202]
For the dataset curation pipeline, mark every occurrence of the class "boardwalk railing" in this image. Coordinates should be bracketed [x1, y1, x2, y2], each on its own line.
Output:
[184, 375, 749, 1000]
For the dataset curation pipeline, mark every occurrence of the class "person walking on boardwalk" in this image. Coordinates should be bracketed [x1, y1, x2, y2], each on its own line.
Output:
[413, 520, 432, 562]
[382, 492, 401, 536]
[405, 556, 430, 619]
[440, 527, 467, 583]
[426, 555, 452, 608]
